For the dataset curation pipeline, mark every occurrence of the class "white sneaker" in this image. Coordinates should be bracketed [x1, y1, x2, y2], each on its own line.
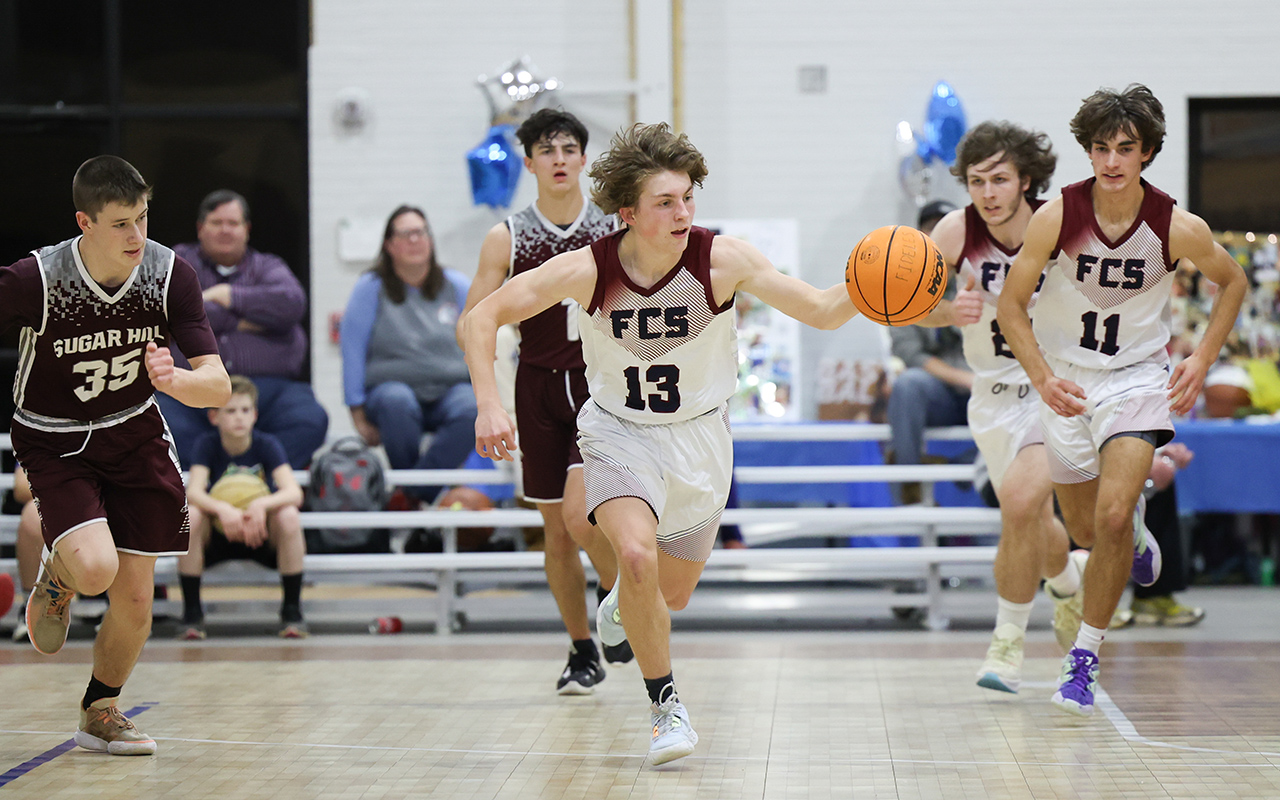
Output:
[1047, 550, 1089, 654]
[649, 697, 698, 765]
[976, 622, 1025, 693]
[595, 581, 625, 647]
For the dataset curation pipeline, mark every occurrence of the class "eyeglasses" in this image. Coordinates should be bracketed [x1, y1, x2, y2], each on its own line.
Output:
[391, 227, 428, 241]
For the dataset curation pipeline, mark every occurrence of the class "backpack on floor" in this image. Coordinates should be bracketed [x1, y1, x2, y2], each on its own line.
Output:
[306, 436, 390, 551]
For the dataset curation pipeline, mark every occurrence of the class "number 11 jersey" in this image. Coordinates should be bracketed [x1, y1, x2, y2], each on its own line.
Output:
[1034, 178, 1177, 370]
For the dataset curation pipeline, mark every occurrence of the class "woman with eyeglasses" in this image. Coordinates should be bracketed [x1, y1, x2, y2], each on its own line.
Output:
[340, 205, 477, 504]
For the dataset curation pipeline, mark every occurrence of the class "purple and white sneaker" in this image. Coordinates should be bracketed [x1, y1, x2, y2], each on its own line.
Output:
[1130, 494, 1162, 587]
[1052, 647, 1100, 717]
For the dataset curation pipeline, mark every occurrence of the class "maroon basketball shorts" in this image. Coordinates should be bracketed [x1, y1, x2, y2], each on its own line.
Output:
[12, 403, 189, 555]
[514, 362, 589, 503]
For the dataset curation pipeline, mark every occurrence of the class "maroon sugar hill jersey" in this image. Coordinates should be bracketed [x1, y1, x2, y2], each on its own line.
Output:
[0, 237, 218, 429]
[507, 201, 616, 370]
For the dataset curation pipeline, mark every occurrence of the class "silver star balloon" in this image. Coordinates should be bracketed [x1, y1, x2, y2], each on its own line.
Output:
[476, 56, 561, 126]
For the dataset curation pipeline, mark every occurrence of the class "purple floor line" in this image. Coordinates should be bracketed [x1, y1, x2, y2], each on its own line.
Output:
[0, 704, 155, 788]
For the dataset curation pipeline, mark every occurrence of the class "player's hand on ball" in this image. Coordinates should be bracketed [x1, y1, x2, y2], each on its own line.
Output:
[951, 273, 983, 326]
[145, 341, 175, 391]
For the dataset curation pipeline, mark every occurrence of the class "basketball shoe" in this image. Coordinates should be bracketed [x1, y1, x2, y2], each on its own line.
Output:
[75, 698, 157, 756]
[603, 639, 635, 664]
[27, 551, 74, 655]
[596, 582, 626, 648]
[649, 693, 698, 765]
[1130, 495, 1162, 587]
[556, 641, 606, 695]
[1047, 550, 1089, 653]
[975, 622, 1024, 693]
[1130, 595, 1205, 627]
[1052, 648, 1100, 717]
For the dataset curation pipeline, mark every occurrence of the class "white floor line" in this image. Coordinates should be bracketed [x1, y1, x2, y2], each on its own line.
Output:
[1097, 687, 1280, 759]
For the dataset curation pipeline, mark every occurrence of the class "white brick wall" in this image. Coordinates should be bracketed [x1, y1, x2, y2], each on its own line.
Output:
[311, 0, 1280, 427]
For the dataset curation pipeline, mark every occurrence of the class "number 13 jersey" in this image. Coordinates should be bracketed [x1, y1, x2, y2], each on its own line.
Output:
[1034, 178, 1177, 370]
[582, 226, 738, 424]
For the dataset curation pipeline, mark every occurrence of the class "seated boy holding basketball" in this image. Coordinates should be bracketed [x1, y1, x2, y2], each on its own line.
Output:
[177, 375, 308, 639]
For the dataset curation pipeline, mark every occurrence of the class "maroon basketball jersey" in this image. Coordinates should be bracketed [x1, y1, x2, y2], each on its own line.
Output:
[507, 201, 616, 370]
[0, 237, 218, 427]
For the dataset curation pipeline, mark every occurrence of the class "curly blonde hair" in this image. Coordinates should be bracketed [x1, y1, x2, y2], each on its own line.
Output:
[588, 123, 708, 215]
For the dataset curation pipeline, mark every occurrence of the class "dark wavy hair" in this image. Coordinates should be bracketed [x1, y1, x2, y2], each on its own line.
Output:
[1070, 83, 1165, 170]
[589, 123, 708, 216]
[516, 108, 589, 157]
[371, 205, 445, 304]
[951, 121, 1057, 200]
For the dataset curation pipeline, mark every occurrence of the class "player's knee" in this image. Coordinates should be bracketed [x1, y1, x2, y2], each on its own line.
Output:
[543, 524, 577, 556]
[72, 553, 120, 597]
[663, 585, 694, 611]
[615, 542, 657, 584]
[272, 505, 303, 533]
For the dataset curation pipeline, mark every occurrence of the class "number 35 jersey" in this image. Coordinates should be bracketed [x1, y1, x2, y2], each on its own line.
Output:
[1034, 178, 1177, 370]
[0, 237, 218, 426]
[582, 226, 738, 425]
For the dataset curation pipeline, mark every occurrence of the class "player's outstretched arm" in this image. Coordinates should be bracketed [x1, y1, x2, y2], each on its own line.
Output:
[146, 344, 231, 409]
[715, 236, 858, 330]
[461, 248, 596, 461]
[1167, 215, 1248, 414]
[996, 199, 1085, 417]
[456, 222, 513, 349]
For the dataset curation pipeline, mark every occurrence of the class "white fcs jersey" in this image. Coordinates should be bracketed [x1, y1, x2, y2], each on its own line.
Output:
[957, 202, 1043, 385]
[1034, 178, 1177, 370]
[581, 226, 738, 425]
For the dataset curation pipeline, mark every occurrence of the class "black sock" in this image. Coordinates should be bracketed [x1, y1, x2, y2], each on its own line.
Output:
[280, 573, 304, 621]
[644, 673, 677, 706]
[82, 676, 121, 711]
[179, 574, 203, 622]
[596, 584, 610, 607]
[571, 638, 598, 661]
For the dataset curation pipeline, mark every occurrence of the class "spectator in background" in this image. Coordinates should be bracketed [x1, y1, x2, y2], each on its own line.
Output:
[177, 376, 308, 640]
[886, 200, 973, 504]
[341, 206, 477, 503]
[161, 190, 329, 470]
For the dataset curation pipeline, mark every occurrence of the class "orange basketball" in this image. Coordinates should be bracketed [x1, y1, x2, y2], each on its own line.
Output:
[845, 225, 948, 326]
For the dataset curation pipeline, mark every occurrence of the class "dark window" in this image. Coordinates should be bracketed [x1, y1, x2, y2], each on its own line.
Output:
[1189, 98, 1280, 233]
[0, 1, 108, 106]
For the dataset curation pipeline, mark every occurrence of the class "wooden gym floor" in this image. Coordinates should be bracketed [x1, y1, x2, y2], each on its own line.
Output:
[1, 586, 1278, 799]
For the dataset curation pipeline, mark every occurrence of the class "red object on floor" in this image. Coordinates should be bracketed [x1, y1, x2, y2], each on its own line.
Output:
[0, 573, 14, 619]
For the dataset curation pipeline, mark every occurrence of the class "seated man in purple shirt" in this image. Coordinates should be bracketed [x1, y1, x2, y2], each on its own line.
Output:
[158, 190, 328, 469]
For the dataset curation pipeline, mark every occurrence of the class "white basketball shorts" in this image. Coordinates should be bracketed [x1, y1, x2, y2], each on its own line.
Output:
[577, 399, 732, 562]
[967, 376, 1044, 491]
[1039, 352, 1175, 484]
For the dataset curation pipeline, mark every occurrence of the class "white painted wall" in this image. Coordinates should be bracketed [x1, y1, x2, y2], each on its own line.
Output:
[310, 0, 1280, 431]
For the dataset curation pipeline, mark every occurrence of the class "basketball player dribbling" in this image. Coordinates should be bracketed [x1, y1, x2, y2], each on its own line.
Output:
[459, 108, 633, 696]
[997, 85, 1247, 716]
[922, 121, 1087, 693]
[462, 122, 860, 764]
[1, 156, 230, 754]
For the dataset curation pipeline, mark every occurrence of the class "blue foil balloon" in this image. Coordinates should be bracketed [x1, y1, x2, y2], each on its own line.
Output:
[919, 81, 967, 166]
[467, 124, 521, 208]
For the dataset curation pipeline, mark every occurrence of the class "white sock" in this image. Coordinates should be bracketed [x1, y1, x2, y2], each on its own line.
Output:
[1044, 555, 1082, 598]
[995, 596, 1034, 633]
[1072, 622, 1106, 655]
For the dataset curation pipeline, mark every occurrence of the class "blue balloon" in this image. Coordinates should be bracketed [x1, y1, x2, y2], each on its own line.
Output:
[920, 81, 967, 166]
[467, 124, 522, 208]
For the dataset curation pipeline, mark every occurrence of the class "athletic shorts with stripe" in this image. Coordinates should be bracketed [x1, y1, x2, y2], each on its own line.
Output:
[967, 375, 1044, 492]
[514, 361, 589, 503]
[577, 399, 732, 563]
[11, 403, 189, 556]
[1040, 352, 1175, 485]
